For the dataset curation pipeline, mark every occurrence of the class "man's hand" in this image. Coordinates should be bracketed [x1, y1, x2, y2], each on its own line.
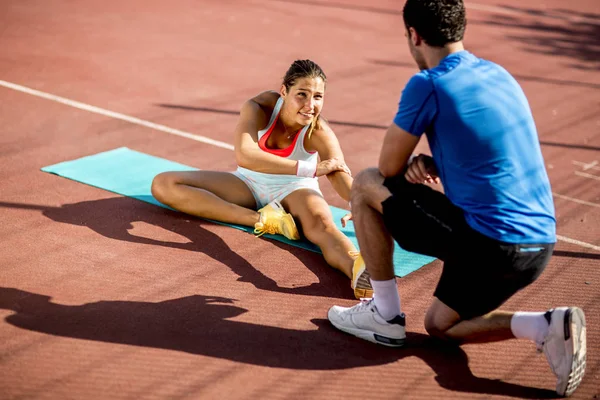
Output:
[405, 154, 440, 184]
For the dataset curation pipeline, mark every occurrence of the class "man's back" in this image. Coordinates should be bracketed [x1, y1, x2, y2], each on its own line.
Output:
[395, 50, 555, 244]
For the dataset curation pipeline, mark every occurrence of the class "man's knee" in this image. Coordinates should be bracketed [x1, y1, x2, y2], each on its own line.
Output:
[352, 168, 383, 195]
[351, 168, 388, 209]
[424, 316, 451, 340]
[350, 168, 392, 213]
[424, 299, 462, 341]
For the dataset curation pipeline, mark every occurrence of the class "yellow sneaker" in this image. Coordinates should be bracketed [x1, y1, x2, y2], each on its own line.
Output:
[254, 200, 300, 241]
[350, 251, 374, 299]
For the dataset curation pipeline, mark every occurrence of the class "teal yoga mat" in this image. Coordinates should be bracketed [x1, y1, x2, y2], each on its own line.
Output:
[42, 147, 435, 277]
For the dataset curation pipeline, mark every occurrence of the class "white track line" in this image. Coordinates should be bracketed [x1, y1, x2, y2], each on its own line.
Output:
[556, 235, 600, 252]
[553, 192, 600, 209]
[572, 160, 600, 171]
[2, 79, 599, 253]
[575, 171, 600, 181]
[0, 80, 235, 151]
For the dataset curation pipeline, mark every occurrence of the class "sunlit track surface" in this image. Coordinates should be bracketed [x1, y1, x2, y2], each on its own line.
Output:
[0, 0, 598, 399]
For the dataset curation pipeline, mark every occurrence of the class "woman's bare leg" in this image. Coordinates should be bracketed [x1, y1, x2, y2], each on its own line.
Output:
[282, 189, 356, 278]
[151, 171, 260, 227]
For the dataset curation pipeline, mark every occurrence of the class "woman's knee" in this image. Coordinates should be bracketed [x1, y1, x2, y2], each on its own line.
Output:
[151, 172, 178, 203]
[301, 212, 337, 242]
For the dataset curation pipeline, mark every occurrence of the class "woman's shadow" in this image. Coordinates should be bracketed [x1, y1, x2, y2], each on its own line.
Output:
[0, 198, 350, 299]
[0, 287, 557, 398]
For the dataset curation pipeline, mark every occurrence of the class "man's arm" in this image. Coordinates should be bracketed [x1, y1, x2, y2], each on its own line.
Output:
[381, 72, 438, 180]
[378, 124, 420, 178]
[379, 124, 440, 184]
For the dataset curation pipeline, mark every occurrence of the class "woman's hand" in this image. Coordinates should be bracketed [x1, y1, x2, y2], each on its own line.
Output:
[341, 212, 353, 228]
[405, 154, 439, 184]
[316, 158, 351, 177]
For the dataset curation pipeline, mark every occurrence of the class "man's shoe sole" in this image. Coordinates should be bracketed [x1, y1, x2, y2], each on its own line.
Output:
[560, 307, 586, 397]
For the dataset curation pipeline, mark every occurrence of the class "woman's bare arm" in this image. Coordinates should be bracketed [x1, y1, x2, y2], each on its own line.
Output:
[233, 91, 298, 175]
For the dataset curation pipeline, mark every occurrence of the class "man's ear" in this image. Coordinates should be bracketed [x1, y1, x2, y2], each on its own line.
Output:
[409, 27, 422, 46]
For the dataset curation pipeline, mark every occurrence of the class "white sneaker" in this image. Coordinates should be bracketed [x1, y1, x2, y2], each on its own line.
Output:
[328, 298, 406, 347]
[539, 307, 586, 397]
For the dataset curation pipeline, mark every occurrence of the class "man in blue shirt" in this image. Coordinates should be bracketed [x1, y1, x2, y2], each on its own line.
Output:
[328, 0, 586, 396]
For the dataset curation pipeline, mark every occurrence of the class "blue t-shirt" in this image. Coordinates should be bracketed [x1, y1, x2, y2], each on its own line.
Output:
[393, 51, 556, 244]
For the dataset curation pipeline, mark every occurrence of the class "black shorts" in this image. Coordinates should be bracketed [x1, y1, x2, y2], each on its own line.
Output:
[381, 175, 554, 320]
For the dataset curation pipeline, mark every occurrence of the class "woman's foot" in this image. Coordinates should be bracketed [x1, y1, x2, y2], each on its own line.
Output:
[350, 252, 374, 299]
[254, 200, 300, 240]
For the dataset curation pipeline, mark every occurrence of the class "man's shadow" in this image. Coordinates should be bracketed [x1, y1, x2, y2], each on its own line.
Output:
[0, 287, 556, 398]
[0, 198, 349, 299]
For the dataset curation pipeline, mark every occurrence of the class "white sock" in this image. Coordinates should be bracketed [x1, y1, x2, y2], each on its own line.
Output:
[371, 278, 401, 321]
[510, 311, 549, 344]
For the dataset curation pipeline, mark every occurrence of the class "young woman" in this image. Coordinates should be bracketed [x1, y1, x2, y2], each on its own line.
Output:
[151, 59, 372, 299]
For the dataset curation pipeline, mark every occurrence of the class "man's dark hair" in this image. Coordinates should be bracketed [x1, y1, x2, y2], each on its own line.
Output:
[403, 0, 467, 47]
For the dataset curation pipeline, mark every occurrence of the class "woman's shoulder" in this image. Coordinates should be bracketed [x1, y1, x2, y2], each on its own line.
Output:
[249, 90, 280, 111]
[311, 116, 335, 138]
[239, 91, 280, 125]
[303, 116, 338, 154]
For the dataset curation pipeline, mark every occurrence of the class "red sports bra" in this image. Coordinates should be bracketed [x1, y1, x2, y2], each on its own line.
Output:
[258, 113, 303, 158]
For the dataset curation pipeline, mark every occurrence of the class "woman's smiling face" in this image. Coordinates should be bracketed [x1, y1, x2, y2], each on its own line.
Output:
[280, 76, 325, 128]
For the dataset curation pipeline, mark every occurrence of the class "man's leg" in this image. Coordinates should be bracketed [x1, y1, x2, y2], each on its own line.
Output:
[328, 168, 587, 395]
[425, 299, 516, 343]
[348, 168, 403, 318]
[349, 168, 396, 281]
[424, 240, 587, 398]
[425, 298, 586, 396]
[329, 168, 465, 346]
[328, 168, 418, 347]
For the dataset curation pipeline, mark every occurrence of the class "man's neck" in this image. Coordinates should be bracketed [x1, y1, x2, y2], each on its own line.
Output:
[425, 41, 465, 69]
